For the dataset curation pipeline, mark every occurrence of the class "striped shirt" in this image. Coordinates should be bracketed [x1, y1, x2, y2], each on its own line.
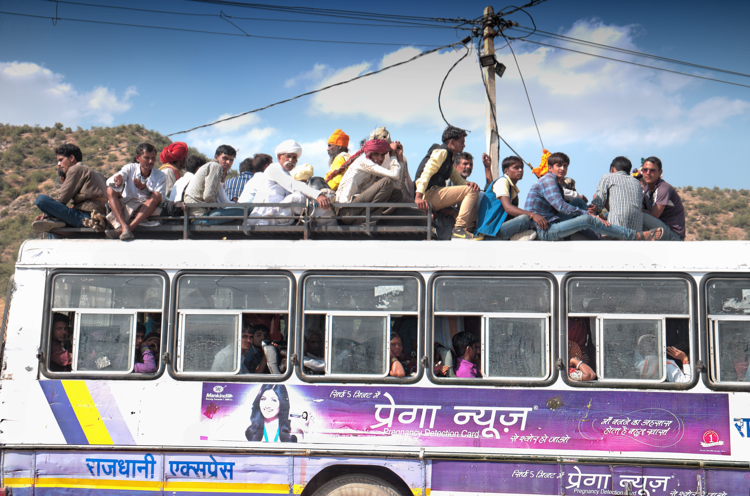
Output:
[591, 171, 644, 231]
[223, 171, 253, 202]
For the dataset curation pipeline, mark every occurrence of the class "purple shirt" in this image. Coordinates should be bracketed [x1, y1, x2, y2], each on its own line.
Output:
[134, 348, 157, 373]
[455, 358, 479, 378]
[642, 178, 685, 238]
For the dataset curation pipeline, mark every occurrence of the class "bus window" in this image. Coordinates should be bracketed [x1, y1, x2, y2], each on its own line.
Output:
[175, 274, 292, 377]
[707, 278, 750, 384]
[302, 275, 421, 379]
[432, 276, 552, 381]
[47, 274, 165, 375]
[567, 277, 691, 384]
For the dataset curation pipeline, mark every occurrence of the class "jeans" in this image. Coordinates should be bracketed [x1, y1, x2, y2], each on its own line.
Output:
[643, 212, 683, 241]
[193, 207, 245, 226]
[487, 215, 531, 240]
[36, 195, 90, 227]
[536, 214, 637, 241]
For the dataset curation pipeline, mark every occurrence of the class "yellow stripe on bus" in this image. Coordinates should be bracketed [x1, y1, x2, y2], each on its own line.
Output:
[412, 489, 431, 496]
[4, 477, 33, 487]
[164, 481, 289, 493]
[61, 380, 114, 445]
[34, 478, 162, 490]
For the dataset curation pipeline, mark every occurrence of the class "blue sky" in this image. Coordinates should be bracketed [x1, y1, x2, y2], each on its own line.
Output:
[1, 0, 749, 202]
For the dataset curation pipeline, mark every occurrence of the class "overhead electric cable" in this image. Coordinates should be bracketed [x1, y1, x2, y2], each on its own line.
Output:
[0, 10, 444, 47]
[509, 37, 750, 89]
[438, 44, 472, 128]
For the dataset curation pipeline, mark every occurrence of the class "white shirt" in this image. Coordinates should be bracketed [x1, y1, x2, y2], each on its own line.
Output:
[666, 358, 692, 383]
[106, 163, 167, 202]
[170, 171, 194, 202]
[253, 163, 320, 204]
[335, 153, 401, 203]
[237, 172, 265, 203]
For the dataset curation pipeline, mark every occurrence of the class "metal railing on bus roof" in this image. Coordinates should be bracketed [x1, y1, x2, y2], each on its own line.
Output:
[49, 200, 434, 241]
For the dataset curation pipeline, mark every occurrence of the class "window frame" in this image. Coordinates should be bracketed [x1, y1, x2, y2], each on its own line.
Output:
[561, 272, 698, 390]
[168, 270, 295, 382]
[702, 273, 750, 391]
[40, 269, 169, 380]
[428, 271, 558, 387]
[297, 271, 425, 384]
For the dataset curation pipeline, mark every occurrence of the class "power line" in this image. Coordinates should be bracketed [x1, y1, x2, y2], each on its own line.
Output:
[510, 25, 750, 79]
[502, 34, 544, 149]
[0, 10, 445, 47]
[438, 44, 472, 128]
[508, 36, 750, 89]
[498, 0, 551, 18]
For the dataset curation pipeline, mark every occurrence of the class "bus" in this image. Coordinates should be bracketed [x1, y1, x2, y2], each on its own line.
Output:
[1, 236, 749, 496]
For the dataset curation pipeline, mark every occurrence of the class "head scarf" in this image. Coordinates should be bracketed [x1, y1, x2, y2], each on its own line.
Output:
[369, 126, 392, 143]
[160, 142, 188, 164]
[363, 139, 390, 159]
[291, 163, 314, 182]
[274, 140, 303, 159]
[327, 129, 349, 148]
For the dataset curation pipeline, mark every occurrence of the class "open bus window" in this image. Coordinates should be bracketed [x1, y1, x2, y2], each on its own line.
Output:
[175, 274, 292, 376]
[707, 279, 750, 384]
[567, 277, 691, 384]
[302, 275, 420, 379]
[47, 274, 164, 375]
[432, 276, 552, 381]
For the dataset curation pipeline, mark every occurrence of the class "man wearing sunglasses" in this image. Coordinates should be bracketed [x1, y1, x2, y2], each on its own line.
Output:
[641, 157, 685, 241]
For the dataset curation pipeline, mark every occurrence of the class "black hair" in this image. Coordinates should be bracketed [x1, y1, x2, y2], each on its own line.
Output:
[644, 156, 663, 171]
[390, 331, 402, 342]
[239, 158, 253, 174]
[452, 331, 477, 358]
[453, 152, 473, 165]
[52, 312, 70, 326]
[215, 144, 237, 158]
[610, 156, 633, 174]
[253, 324, 270, 335]
[54, 143, 82, 163]
[245, 384, 297, 443]
[185, 155, 207, 174]
[441, 125, 467, 144]
[135, 143, 156, 158]
[501, 155, 523, 172]
[547, 152, 570, 168]
[252, 153, 273, 173]
[136, 323, 146, 336]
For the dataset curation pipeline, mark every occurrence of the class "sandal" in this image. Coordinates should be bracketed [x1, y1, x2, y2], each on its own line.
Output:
[639, 228, 663, 241]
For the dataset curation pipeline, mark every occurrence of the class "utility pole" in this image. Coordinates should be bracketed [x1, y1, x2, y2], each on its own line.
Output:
[483, 6, 499, 181]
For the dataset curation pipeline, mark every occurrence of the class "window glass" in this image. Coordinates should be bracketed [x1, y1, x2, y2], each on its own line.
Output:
[178, 275, 289, 311]
[180, 314, 239, 373]
[305, 277, 418, 312]
[329, 316, 387, 376]
[568, 279, 688, 315]
[53, 275, 163, 309]
[434, 277, 550, 313]
[486, 318, 546, 378]
[602, 319, 663, 380]
[707, 279, 750, 315]
[715, 321, 750, 382]
[76, 314, 134, 372]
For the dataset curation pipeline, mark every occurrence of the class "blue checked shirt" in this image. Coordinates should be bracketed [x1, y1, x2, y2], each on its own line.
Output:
[591, 171, 644, 231]
[223, 171, 253, 202]
[524, 172, 588, 226]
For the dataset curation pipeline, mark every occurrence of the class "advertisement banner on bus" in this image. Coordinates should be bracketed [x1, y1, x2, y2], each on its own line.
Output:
[198, 384, 730, 455]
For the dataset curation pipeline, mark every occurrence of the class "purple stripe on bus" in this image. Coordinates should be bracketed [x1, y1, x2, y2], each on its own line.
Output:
[35, 490, 160, 496]
[85, 381, 135, 445]
[431, 461, 560, 494]
[39, 380, 89, 445]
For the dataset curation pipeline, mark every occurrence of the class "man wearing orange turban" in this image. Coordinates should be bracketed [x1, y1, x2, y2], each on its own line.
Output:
[159, 141, 188, 199]
[324, 129, 350, 191]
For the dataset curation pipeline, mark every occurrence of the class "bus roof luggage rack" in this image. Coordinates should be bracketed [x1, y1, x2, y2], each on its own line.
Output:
[47, 201, 434, 241]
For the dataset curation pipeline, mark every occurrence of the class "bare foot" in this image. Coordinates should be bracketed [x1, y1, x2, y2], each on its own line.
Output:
[638, 228, 663, 241]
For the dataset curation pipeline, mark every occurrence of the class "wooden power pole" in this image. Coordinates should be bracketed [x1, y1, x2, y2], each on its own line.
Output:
[483, 6, 499, 181]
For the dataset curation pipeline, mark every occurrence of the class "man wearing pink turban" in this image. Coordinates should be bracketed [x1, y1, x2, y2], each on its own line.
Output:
[159, 141, 188, 198]
[335, 139, 403, 225]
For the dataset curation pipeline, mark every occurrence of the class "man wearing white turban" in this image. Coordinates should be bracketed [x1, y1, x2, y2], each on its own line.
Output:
[248, 140, 335, 226]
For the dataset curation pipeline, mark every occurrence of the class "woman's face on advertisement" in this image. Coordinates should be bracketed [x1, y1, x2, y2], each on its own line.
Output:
[260, 390, 280, 420]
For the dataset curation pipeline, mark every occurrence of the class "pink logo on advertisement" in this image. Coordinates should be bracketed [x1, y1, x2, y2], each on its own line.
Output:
[701, 430, 723, 448]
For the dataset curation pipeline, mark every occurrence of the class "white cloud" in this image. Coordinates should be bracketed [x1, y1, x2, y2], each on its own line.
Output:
[291, 19, 749, 148]
[0, 61, 136, 126]
[186, 113, 276, 162]
[297, 139, 329, 176]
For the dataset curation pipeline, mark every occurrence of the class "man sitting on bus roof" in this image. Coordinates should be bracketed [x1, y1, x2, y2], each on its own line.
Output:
[184, 144, 243, 225]
[224, 157, 254, 202]
[524, 152, 662, 241]
[105, 142, 167, 241]
[587, 156, 644, 234]
[324, 129, 351, 191]
[641, 156, 685, 241]
[170, 155, 206, 202]
[414, 126, 481, 240]
[158, 141, 188, 200]
[335, 139, 402, 225]
[33, 143, 108, 232]
[247, 140, 334, 226]
[452, 331, 480, 378]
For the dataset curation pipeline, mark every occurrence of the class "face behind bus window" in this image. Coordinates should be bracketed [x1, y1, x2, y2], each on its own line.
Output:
[53, 321, 69, 342]
[260, 390, 280, 420]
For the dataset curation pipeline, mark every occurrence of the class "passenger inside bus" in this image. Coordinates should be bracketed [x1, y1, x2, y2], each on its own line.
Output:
[453, 331, 480, 378]
[303, 328, 325, 375]
[724, 332, 750, 382]
[212, 322, 253, 373]
[134, 323, 157, 373]
[49, 312, 73, 372]
[388, 332, 406, 377]
[568, 341, 596, 381]
[137, 329, 160, 373]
